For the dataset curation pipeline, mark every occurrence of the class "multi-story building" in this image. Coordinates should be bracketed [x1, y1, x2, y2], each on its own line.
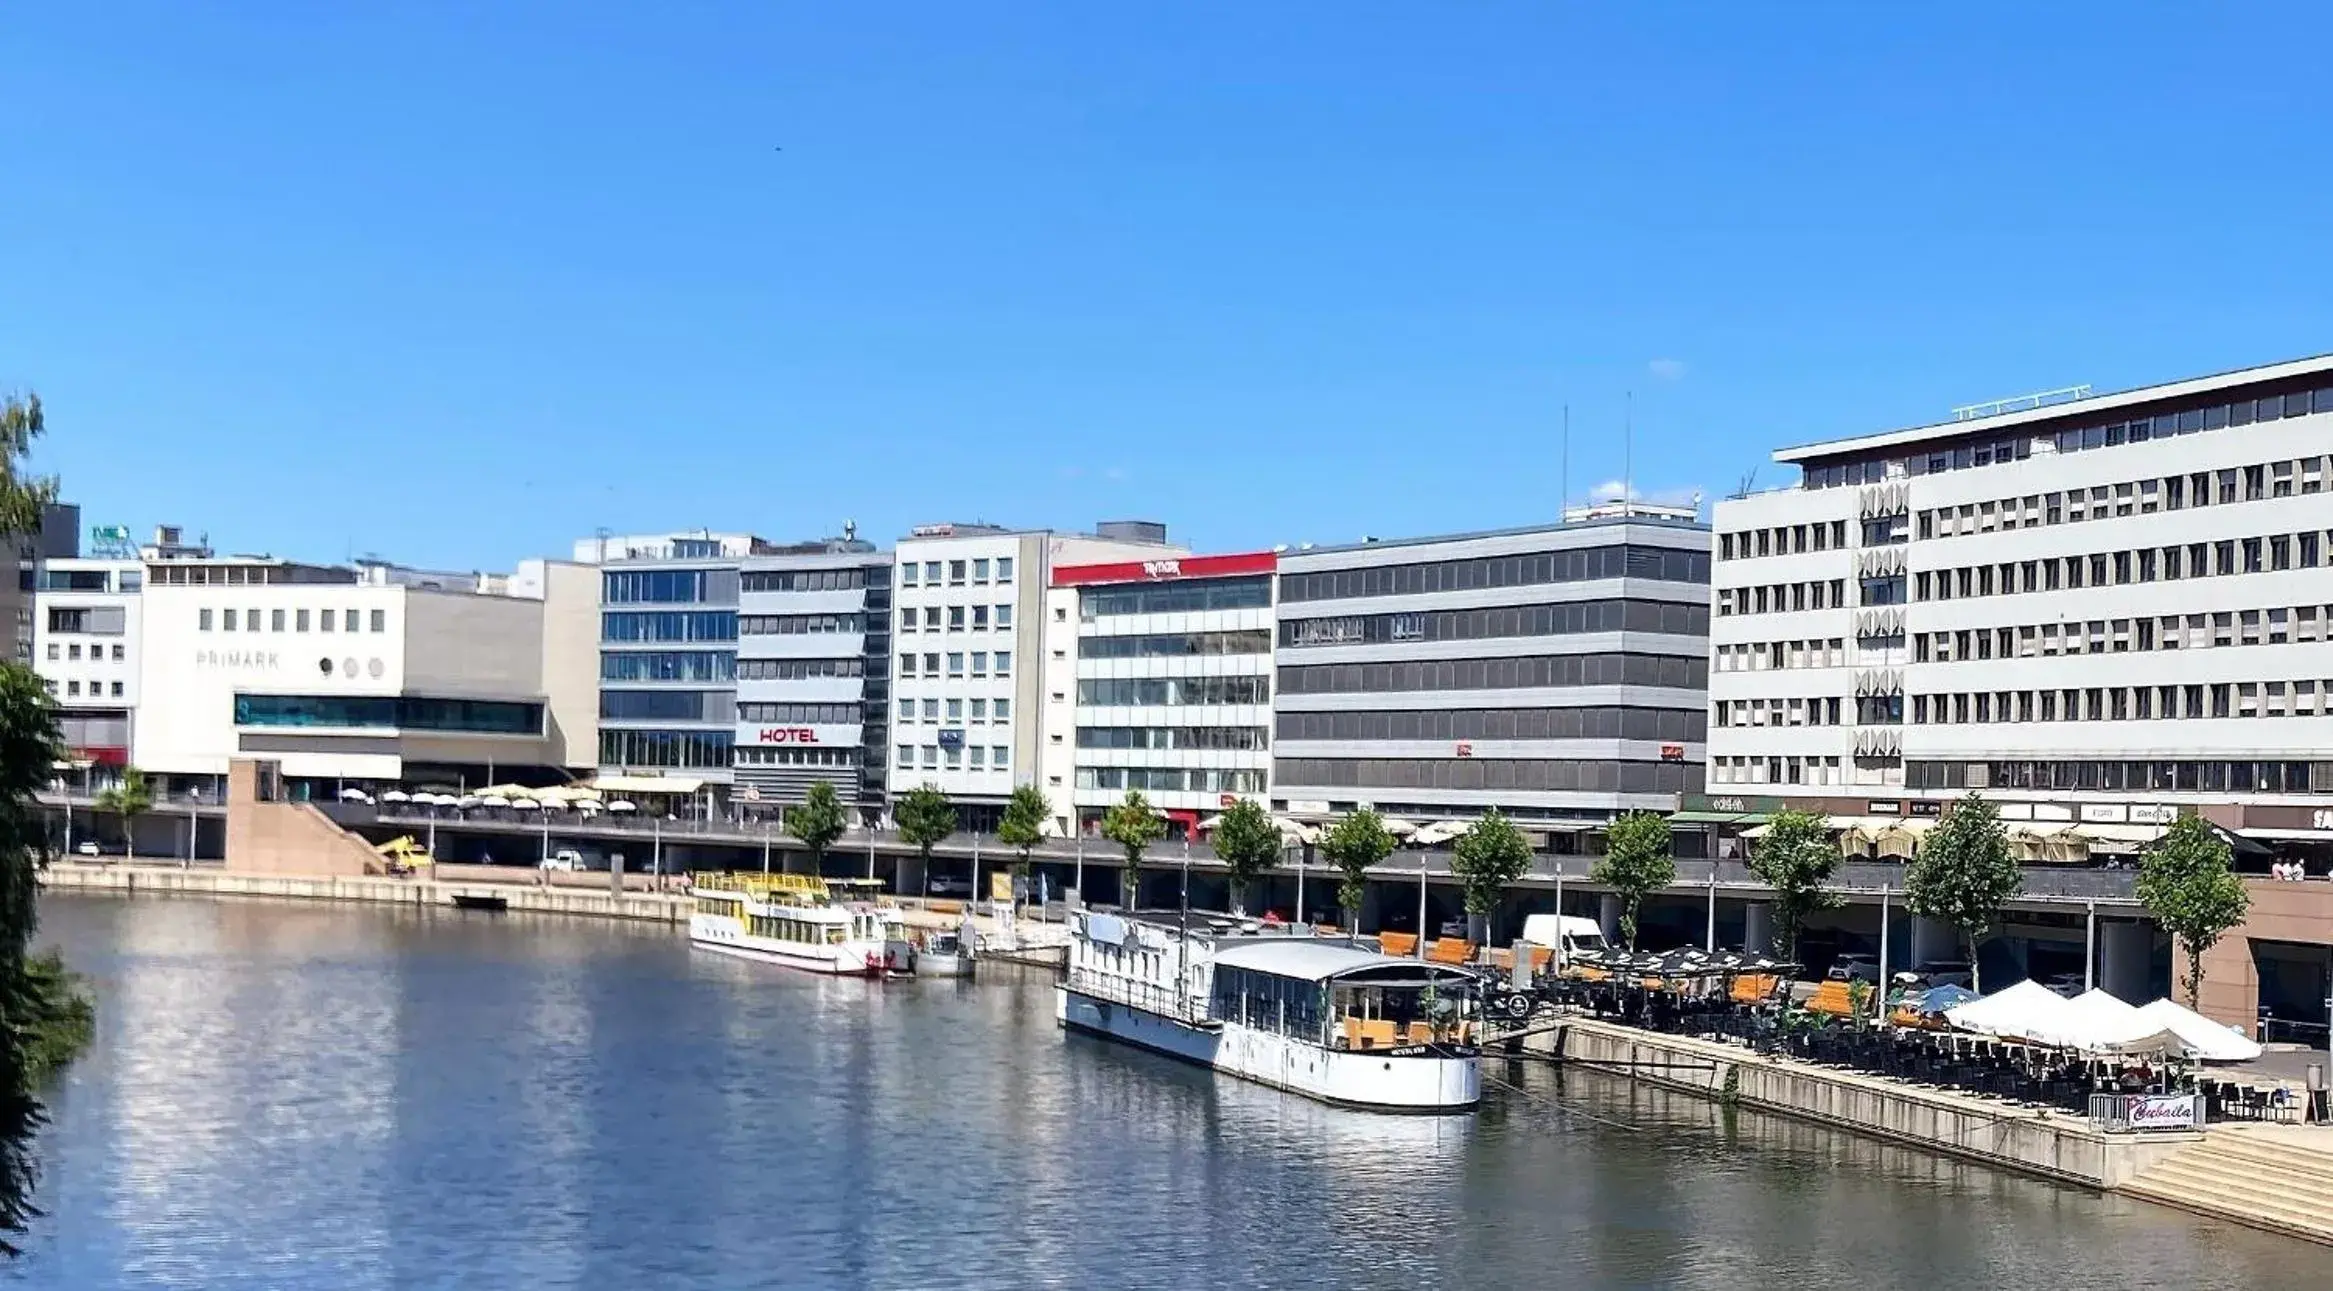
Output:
[1272, 506, 1712, 827]
[1039, 551, 1277, 839]
[1709, 354, 2333, 835]
[134, 556, 559, 795]
[33, 554, 144, 774]
[588, 531, 760, 789]
[732, 529, 892, 823]
[889, 521, 1180, 831]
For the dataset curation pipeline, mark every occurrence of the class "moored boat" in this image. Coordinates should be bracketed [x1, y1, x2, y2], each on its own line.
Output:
[913, 925, 976, 979]
[1055, 912, 1482, 1113]
[689, 873, 909, 976]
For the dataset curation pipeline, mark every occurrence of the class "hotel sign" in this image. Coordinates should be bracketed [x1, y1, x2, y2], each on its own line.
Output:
[757, 727, 819, 744]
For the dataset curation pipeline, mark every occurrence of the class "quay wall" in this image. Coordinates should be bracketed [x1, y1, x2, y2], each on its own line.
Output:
[38, 864, 691, 925]
[1532, 1017, 2191, 1189]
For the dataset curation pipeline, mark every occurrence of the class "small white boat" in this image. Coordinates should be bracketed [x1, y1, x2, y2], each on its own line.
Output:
[1056, 912, 1482, 1113]
[914, 926, 976, 979]
[689, 873, 909, 976]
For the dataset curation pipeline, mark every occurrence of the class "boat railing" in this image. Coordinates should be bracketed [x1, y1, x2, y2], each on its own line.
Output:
[1066, 967, 1205, 1024]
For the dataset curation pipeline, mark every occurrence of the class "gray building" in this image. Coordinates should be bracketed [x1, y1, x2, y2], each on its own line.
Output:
[588, 531, 760, 785]
[733, 529, 892, 822]
[1271, 505, 1713, 825]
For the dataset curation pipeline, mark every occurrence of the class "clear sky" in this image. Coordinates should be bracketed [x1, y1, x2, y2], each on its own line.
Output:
[5, 4, 2330, 570]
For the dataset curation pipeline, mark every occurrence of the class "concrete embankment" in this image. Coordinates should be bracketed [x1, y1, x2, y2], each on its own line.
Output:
[1528, 1017, 2192, 1190]
[38, 863, 692, 924]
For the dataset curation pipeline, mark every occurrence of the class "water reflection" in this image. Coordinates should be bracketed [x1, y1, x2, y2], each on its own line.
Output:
[10, 896, 2327, 1290]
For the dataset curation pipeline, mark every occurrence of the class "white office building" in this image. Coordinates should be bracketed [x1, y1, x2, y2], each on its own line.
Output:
[1709, 354, 2333, 829]
[32, 556, 144, 772]
[733, 530, 892, 822]
[1038, 551, 1277, 839]
[890, 521, 1180, 831]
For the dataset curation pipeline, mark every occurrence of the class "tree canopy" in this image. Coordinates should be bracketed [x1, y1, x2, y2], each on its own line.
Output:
[1450, 811, 1532, 945]
[93, 768, 151, 864]
[1101, 790, 1166, 909]
[1209, 799, 1280, 914]
[1903, 792, 2021, 992]
[1745, 807, 1841, 962]
[1319, 809, 1394, 936]
[1592, 812, 1675, 950]
[784, 780, 847, 871]
[894, 784, 956, 866]
[2137, 815, 2249, 1008]
[997, 784, 1049, 879]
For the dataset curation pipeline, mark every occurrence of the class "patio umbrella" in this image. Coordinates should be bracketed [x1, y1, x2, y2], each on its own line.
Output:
[338, 788, 373, 803]
[380, 789, 411, 804]
[509, 798, 541, 811]
[477, 795, 512, 809]
[455, 795, 481, 810]
[608, 800, 638, 813]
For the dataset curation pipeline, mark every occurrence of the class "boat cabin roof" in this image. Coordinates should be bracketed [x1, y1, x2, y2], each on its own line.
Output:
[1210, 940, 1476, 986]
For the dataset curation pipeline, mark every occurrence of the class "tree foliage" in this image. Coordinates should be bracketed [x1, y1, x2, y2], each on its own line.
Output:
[894, 782, 956, 888]
[997, 784, 1049, 879]
[1450, 810, 1532, 943]
[1903, 792, 2021, 993]
[1745, 807, 1842, 962]
[2137, 815, 2249, 1008]
[0, 397, 55, 539]
[1101, 790, 1166, 908]
[92, 767, 150, 864]
[1209, 799, 1280, 914]
[1319, 809, 1395, 936]
[783, 780, 847, 873]
[1592, 812, 1675, 949]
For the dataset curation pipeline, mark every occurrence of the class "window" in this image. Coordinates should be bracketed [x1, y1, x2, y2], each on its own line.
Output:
[993, 746, 1009, 769]
[924, 561, 941, 583]
[901, 563, 919, 586]
[295, 608, 310, 632]
[898, 744, 912, 767]
[65, 681, 78, 697]
[369, 609, 386, 633]
[110, 681, 123, 698]
[948, 560, 967, 584]
[111, 643, 123, 661]
[946, 698, 963, 721]
[344, 609, 359, 632]
[947, 652, 965, 677]
[924, 607, 940, 631]
[969, 746, 986, 767]
[898, 698, 915, 721]
[320, 609, 334, 633]
[948, 606, 965, 631]
[922, 699, 939, 720]
[199, 608, 214, 631]
[994, 698, 1010, 722]
[971, 698, 988, 722]
[66, 644, 80, 661]
[974, 558, 991, 582]
[923, 652, 940, 674]
[972, 605, 989, 630]
[994, 650, 1011, 677]
[899, 653, 917, 676]
[921, 746, 938, 767]
[996, 603, 1014, 629]
[996, 557, 1013, 583]
[971, 651, 988, 676]
[268, 608, 284, 632]
[222, 609, 238, 631]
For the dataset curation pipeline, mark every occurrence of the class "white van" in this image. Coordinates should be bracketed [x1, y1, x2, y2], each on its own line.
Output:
[1520, 914, 1610, 963]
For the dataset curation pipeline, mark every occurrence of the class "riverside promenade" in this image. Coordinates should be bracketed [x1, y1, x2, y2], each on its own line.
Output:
[37, 862, 693, 923]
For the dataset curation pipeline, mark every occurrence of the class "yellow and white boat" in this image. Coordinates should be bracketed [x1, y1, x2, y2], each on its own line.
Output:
[688, 873, 910, 976]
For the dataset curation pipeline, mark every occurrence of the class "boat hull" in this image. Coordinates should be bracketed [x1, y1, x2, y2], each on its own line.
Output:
[1056, 986, 1479, 1113]
[915, 951, 974, 979]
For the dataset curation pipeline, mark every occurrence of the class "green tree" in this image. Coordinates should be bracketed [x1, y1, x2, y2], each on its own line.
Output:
[1745, 807, 1842, 963]
[0, 396, 56, 536]
[93, 768, 152, 865]
[1903, 791, 2021, 993]
[2137, 815, 2250, 1009]
[894, 783, 956, 898]
[997, 784, 1049, 887]
[1450, 810, 1533, 949]
[784, 780, 847, 875]
[1592, 812, 1675, 950]
[1101, 790, 1166, 910]
[1319, 809, 1395, 938]
[0, 658, 79, 1255]
[1209, 799, 1280, 915]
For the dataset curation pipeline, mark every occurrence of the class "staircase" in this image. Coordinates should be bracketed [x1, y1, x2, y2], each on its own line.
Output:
[2120, 1126, 2333, 1244]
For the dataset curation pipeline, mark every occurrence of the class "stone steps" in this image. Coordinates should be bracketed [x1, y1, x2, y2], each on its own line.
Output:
[2120, 1133, 2333, 1244]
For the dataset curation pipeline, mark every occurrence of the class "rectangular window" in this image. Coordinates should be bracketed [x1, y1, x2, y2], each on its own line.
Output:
[947, 652, 965, 677]
[995, 650, 1011, 676]
[898, 744, 913, 768]
[246, 606, 259, 630]
[899, 653, 916, 676]
[994, 698, 1011, 721]
[295, 608, 310, 632]
[199, 608, 214, 631]
[111, 681, 123, 697]
[971, 698, 988, 721]
[899, 698, 914, 721]
[321, 609, 334, 633]
[973, 558, 991, 582]
[969, 746, 986, 767]
[922, 746, 938, 767]
[901, 563, 919, 586]
[923, 652, 940, 674]
[948, 560, 967, 584]
[948, 606, 965, 631]
[947, 698, 963, 720]
[996, 557, 1014, 582]
[971, 651, 988, 676]
[223, 608, 238, 631]
[972, 605, 989, 630]
[267, 608, 283, 632]
[993, 746, 1009, 769]
[923, 699, 939, 720]
[996, 603, 1014, 628]
[344, 609, 360, 632]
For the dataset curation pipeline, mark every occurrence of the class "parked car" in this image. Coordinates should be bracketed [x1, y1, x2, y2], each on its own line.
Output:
[75, 841, 100, 857]
[927, 875, 973, 898]
[1826, 953, 1883, 984]
[1519, 914, 1610, 961]
[540, 849, 585, 872]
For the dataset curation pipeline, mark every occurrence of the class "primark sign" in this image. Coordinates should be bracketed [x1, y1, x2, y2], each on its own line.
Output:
[192, 649, 281, 671]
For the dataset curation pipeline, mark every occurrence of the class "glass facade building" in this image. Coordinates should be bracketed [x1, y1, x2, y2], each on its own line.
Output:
[596, 541, 748, 783]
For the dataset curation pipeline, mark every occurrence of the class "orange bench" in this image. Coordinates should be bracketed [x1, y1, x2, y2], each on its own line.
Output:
[1426, 938, 1475, 965]
[1807, 980, 1858, 1017]
[1730, 974, 1781, 1005]
[1378, 931, 1420, 957]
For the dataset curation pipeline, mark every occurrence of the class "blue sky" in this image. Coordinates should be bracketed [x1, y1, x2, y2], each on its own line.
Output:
[5, 4, 2331, 570]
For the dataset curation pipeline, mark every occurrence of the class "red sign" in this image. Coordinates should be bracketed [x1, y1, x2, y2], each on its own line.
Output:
[1455, 741, 1473, 758]
[1051, 550, 1277, 587]
[1219, 793, 1238, 808]
[757, 727, 820, 744]
[1661, 743, 1685, 762]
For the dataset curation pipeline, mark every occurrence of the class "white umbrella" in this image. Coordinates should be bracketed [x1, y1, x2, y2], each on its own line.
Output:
[574, 801, 603, 815]
[1379, 817, 1420, 836]
[477, 795, 512, 809]
[455, 795, 481, 810]
[380, 789, 411, 804]
[509, 798, 541, 811]
[608, 800, 638, 813]
[338, 788, 373, 803]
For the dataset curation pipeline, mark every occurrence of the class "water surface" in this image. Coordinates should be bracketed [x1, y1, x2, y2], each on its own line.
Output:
[9, 894, 2320, 1289]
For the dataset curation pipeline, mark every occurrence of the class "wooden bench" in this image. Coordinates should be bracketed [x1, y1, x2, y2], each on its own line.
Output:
[1426, 938, 1475, 965]
[1378, 931, 1420, 957]
[1729, 974, 1780, 1005]
[1807, 980, 1858, 1017]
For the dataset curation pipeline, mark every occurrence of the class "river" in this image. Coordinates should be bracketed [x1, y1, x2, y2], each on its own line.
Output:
[6, 894, 2321, 1289]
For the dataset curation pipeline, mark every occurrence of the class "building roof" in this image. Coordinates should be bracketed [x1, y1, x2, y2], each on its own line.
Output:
[1773, 351, 2333, 464]
[1210, 939, 1467, 983]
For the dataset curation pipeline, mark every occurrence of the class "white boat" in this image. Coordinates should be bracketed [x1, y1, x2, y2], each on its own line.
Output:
[689, 874, 909, 977]
[914, 925, 976, 979]
[1056, 911, 1483, 1113]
